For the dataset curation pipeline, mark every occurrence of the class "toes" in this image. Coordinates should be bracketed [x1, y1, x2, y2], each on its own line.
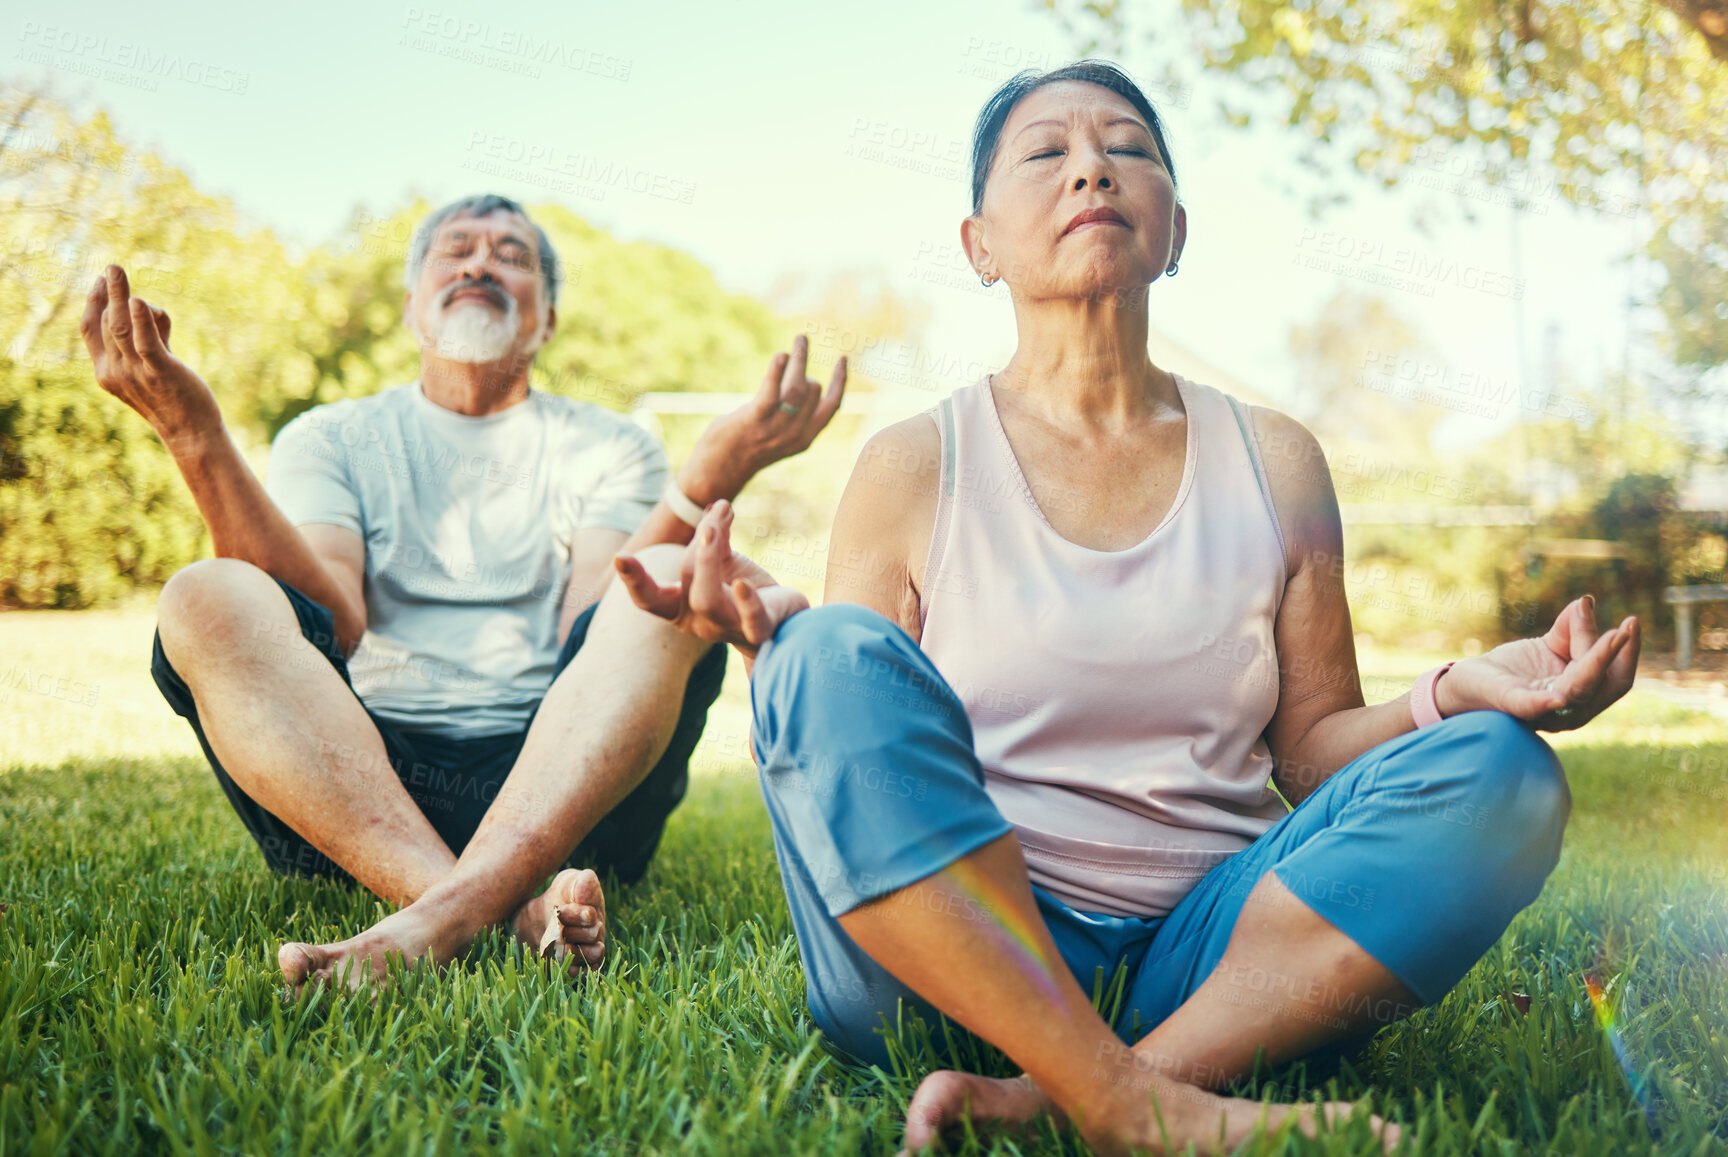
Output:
[557, 903, 599, 927]
[532, 871, 609, 972]
[278, 941, 326, 986]
[902, 1071, 969, 1153]
[557, 904, 604, 939]
[560, 905, 607, 969]
[538, 910, 606, 969]
[551, 867, 605, 916]
[277, 942, 340, 998]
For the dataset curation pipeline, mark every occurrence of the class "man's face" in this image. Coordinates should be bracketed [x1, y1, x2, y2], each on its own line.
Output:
[406, 208, 555, 366]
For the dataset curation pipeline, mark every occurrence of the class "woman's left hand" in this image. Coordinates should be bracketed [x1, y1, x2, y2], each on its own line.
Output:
[1436, 595, 1640, 731]
[614, 498, 808, 658]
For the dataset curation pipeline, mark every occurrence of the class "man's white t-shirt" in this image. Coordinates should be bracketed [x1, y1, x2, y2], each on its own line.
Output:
[264, 380, 668, 737]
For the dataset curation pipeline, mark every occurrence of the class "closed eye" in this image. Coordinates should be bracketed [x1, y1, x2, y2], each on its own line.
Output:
[1026, 147, 1155, 162]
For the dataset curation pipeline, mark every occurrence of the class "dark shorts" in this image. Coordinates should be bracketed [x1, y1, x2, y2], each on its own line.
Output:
[151, 576, 726, 888]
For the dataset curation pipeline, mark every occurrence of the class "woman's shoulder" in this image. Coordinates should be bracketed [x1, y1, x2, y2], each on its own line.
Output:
[826, 412, 944, 637]
[841, 413, 943, 529]
[1231, 396, 1317, 459]
[1223, 396, 1341, 582]
[861, 410, 942, 465]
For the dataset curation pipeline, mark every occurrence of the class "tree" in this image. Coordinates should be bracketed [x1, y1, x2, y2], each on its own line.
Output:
[1043, 0, 1728, 384]
[0, 84, 917, 608]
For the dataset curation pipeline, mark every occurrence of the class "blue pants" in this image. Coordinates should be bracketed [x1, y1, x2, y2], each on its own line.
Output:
[749, 603, 1571, 1071]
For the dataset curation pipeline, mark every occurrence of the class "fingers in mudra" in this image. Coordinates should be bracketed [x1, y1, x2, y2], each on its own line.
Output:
[81, 264, 209, 444]
[1543, 603, 1634, 711]
[614, 500, 804, 650]
[755, 334, 847, 445]
[1500, 595, 1638, 728]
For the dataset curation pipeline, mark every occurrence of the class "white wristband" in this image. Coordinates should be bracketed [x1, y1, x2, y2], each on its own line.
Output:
[663, 479, 708, 529]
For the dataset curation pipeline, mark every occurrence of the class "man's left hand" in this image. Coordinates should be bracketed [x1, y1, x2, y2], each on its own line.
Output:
[1436, 595, 1640, 731]
[679, 334, 847, 502]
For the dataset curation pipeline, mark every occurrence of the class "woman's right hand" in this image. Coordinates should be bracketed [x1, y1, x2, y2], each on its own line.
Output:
[80, 264, 223, 457]
[613, 498, 808, 658]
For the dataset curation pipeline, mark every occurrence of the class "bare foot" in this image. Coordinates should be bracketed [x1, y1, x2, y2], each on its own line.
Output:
[278, 903, 472, 995]
[898, 1067, 1400, 1156]
[1092, 1079, 1399, 1157]
[899, 1071, 1063, 1155]
[278, 868, 608, 996]
[511, 867, 608, 974]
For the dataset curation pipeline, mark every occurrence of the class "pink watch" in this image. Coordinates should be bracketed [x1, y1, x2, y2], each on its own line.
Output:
[1410, 661, 1456, 728]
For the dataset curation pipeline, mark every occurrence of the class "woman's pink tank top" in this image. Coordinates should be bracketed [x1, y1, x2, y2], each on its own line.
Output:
[919, 373, 1293, 918]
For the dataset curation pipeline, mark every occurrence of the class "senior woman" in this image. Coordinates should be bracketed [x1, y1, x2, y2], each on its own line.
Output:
[618, 61, 1640, 1156]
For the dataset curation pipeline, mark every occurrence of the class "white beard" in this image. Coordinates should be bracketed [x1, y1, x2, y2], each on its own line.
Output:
[429, 298, 520, 364]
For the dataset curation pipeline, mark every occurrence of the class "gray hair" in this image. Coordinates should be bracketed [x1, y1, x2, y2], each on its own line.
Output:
[403, 193, 563, 306]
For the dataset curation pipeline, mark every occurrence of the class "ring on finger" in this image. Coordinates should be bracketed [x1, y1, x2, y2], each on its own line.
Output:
[778, 401, 800, 415]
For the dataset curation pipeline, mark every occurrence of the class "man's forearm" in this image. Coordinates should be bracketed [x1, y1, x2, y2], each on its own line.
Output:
[173, 429, 363, 651]
[617, 460, 743, 555]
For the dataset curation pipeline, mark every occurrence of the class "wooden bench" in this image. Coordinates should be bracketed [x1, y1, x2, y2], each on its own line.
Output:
[1663, 584, 1728, 670]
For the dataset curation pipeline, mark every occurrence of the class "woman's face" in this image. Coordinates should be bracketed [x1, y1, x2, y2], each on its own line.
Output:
[964, 81, 1184, 303]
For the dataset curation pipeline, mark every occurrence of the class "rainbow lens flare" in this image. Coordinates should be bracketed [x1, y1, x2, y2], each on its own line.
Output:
[1584, 972, 1657, 1128]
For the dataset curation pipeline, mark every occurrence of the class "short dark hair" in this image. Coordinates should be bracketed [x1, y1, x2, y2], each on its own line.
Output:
[404, 193, 564, 306]
[968, 60, 1178, 215]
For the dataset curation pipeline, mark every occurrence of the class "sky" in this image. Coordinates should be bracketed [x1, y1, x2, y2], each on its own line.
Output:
[12, 0, 1679, 448]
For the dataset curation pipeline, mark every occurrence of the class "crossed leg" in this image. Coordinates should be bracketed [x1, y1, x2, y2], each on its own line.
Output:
[749, 603, 1569, 1155]
[882, 867, 1416, 1154]
[156, 544, 714, 990]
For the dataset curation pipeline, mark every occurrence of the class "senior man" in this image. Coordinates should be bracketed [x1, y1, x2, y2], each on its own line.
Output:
[80, 193, 845, 989]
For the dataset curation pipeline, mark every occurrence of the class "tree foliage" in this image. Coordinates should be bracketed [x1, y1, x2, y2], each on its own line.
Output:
[1284, 287, 1718, 648]
[0, 85, 843, 608]
[1045, 0, 1728, 378]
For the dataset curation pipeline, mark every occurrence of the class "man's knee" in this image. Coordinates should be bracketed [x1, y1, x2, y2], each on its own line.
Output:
[597, 542, 706, 652]
[158, 558, 285, 655]
[629, 541, 687, 586]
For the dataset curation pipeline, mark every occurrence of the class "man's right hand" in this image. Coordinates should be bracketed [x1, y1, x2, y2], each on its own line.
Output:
[81, 264, 223, 457]
[613, 498, 807, 661]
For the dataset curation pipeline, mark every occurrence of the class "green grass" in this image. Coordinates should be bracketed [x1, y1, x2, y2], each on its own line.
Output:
[3, 610, 1726, 1155]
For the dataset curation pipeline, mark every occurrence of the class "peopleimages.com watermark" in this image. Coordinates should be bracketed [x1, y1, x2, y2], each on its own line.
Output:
[842, 116, 967, 184]
[0, 664, 100, 710]
[15, 21, 250, 94]
[1359, 349, 1595, 424]
[396, 8, 631, 82]
[461, 132, 697, 206]
[1408, 140, 1643, 220]
[1293, 228, 1525, 301]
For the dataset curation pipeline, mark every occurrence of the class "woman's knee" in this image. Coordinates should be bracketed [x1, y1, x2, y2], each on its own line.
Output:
[756, 603, 903, 682]
[749, 604, 990, 876]
[804, 971, 899, 1067]
[1465, 711, 1568, 814]
[1427, 711, 1571, 869]
[752, 603, 957, 731]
